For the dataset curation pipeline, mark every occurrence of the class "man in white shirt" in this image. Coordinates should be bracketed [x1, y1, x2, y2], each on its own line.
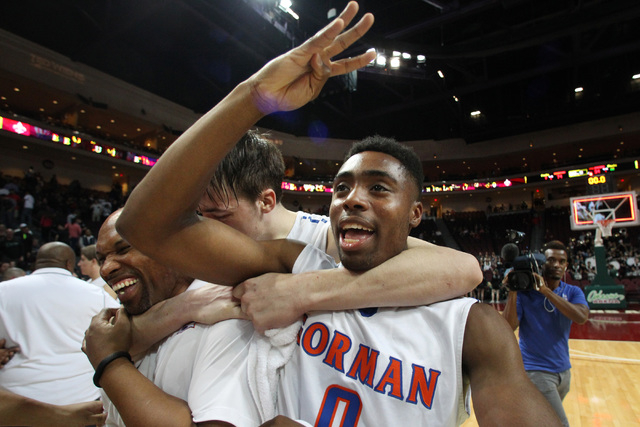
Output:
[0, 241, 119, 404]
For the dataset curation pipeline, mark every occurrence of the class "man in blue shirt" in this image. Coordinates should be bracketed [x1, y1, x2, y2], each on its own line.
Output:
[503, 240, 589, 427]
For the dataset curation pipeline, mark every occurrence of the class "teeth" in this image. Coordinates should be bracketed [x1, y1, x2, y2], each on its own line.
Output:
[342, 224, 373, 232]
[112, 278, 138, 293]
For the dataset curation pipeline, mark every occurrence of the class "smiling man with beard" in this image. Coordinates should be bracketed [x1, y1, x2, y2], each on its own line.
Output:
[85, 209, 292, 426]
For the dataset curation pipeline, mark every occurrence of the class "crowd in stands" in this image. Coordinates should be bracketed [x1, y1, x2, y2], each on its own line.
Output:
[0, 168, 124, 279]
[2, 167, 639, 301]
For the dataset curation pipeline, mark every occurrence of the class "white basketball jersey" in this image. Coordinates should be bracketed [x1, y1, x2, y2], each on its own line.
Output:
[277, 298, 476, 427]
[287, 212, 331, 252]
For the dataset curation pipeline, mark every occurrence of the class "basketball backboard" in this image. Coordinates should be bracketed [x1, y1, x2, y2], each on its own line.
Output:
[570, 191, 639, 230]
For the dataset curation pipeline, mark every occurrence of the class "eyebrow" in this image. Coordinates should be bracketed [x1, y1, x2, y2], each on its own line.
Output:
[334, 169, 398, 182]
[96, 237, 128, 257]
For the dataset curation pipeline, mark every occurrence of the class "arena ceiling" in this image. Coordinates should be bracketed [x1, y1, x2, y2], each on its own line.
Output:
[2, 0, 640, 147]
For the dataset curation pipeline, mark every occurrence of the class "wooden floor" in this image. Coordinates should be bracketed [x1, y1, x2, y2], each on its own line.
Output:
[461, 338, 640, 426]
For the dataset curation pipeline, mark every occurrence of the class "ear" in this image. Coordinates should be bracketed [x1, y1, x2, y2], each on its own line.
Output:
[409, 201, 423, 228]
[258, 189, 277, 214]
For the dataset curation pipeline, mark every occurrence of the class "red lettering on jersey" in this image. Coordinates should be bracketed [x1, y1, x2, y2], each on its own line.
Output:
[406, 364, 441, 409]
[346, 344, 379, 387]
[301, 322, 330, 356]
[374, 357, 403, 399]
[323, 331, 352, 372]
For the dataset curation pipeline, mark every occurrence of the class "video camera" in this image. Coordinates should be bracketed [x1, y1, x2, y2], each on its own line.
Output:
[500, 230, 546, 292]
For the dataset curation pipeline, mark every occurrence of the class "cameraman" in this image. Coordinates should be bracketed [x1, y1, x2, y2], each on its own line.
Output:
[502, 240, 589, 427]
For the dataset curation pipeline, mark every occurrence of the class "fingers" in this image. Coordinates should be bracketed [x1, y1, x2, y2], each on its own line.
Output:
[93, 412, 108, 427]
[324, 12, 375, 61]
[86, 400, 105, 414]
[330, 51, 376, 76]
[232, 282, 246, 299]
[299, 1, 371, 62]
[309, 53, 332, 88]
[334, 1, 360, 29]
[97, 307, 119, 323]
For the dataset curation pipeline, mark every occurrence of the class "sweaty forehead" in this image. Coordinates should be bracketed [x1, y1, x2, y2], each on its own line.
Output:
[545, 248, 568, 259]
[338, 151, 407, 181]
[96, 216, 120, 252]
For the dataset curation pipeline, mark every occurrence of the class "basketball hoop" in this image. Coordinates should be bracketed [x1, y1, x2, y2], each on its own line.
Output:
[595, 219, 615, 238]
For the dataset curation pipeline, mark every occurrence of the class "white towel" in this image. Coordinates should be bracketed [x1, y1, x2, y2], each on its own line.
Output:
[247, 320, 302, 421]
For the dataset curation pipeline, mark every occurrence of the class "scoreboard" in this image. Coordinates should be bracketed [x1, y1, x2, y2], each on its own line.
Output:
[586, 174, 615, 195]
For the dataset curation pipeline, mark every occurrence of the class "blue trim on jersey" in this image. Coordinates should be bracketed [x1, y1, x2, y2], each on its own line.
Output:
[359, 308, 378, 317]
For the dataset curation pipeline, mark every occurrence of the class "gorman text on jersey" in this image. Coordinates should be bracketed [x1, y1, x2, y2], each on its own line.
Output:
[298, 321, 442, 409]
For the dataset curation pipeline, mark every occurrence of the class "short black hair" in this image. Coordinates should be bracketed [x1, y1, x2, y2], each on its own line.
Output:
[542, 240, 569, 260]
[205, 130, 285, 206]
[344, 135, 424, 200]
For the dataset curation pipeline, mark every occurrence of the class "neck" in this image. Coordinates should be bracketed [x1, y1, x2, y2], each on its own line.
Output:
[260, 204, 298, 240]
[546, 278, 561, 290]
[89, 268, 101, 281]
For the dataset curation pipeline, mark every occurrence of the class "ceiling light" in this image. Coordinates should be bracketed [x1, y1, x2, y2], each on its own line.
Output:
[278, 0, 299, 20]
[574, 87, 584, 93]
[392, 51, 401, 57]
[376, 55, 387, 67]
[470, 110, 481, 117]
[633, 73, 640, 80]
[402, 52, 411, 60]
[452, 96, 459, 102]
[13, 87, 20, 92]
[437, 70, 444, 79]
[52, 100, 58, 104]
[389, 57, 400, 69]
[416, 55, 426, 64]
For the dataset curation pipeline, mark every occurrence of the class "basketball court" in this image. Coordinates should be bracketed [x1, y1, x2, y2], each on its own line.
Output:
[464, 191, 640, 426]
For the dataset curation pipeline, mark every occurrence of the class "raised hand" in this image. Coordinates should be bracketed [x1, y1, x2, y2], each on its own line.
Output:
[248, 1, 375, 114]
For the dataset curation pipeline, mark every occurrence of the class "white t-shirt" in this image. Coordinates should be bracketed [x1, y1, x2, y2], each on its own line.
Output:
[88, 276, 119, 306]
[104, 318, 262, 427]
[277, 298, 477, 426]
[0, 268, 120, 404]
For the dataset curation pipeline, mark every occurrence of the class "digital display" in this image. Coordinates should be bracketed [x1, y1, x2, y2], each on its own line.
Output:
[0, 114, 156, 167]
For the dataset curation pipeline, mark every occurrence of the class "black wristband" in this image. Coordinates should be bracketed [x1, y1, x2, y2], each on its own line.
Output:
[93, 351, 133, 388]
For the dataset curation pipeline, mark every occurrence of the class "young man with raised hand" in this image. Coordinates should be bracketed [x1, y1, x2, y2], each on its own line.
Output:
[110, 2, 559, 425]
[116, 2, 479, 333]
